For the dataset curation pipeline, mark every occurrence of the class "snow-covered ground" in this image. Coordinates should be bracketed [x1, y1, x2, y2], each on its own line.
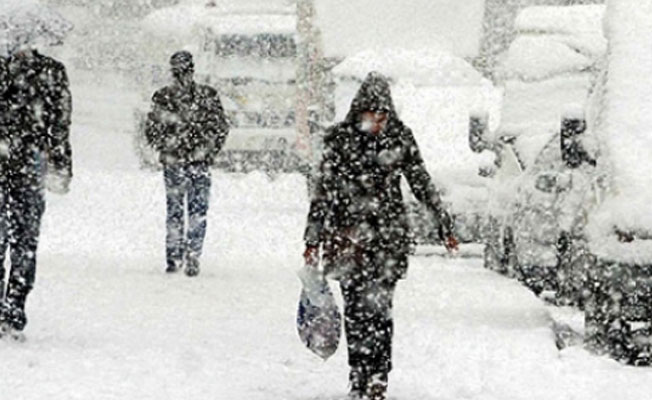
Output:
[3, 71, 652, 400]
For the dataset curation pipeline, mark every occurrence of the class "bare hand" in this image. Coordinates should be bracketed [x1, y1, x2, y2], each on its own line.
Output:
[303, 246, 320, 267]
[445, 236, 459, 253]
[45, 171, 71, 195]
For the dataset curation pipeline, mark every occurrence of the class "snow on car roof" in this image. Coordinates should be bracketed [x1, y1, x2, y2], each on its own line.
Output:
[142, 5, 296, 39]
[332, 48, 489, 88]
[515, 5, 605, 36]
[500, 36, 594, 81]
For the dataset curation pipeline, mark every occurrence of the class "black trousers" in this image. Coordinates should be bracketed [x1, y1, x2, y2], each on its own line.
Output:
[0, 158, 45, 307]
[340, 272, 397, 378]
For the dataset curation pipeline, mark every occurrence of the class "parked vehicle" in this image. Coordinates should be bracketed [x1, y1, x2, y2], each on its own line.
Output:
[479, 5, 606, 299]
[582, 0, 652, 365]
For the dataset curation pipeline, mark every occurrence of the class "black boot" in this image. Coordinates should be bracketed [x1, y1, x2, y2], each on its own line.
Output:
[5, 290, 27, 331]
[0, 301, 10, 332]
[5, 306, 27, 332]
[348, 367, 368, 400]
[185, 256, 200, 277]
[367, 373, 387, 400]
[166, 258, 182, 274]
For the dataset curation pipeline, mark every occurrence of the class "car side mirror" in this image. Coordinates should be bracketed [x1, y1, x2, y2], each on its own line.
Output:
[469, 112, 488, 153]
[561, 112, 596, 169]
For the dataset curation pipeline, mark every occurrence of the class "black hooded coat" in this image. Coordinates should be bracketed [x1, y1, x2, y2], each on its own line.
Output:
[304, 72, 453, 281]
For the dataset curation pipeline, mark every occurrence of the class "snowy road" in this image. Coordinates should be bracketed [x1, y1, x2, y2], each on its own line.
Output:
[2, 73, 652, 400]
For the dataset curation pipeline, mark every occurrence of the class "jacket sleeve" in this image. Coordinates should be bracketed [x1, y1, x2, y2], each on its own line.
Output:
[304, 133, 339, 247]
[0, 59, 8, 134]
[145, 91, 169, 153]
[402, 129, 454, 239]
[47, 62, 73, 178]
[208, 92, 229, 158]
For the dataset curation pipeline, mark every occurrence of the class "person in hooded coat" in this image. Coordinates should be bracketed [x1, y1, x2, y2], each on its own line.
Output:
[0, 46, 73, 335]
[303, 72, 458, 400]
[145, 51, 229, 277]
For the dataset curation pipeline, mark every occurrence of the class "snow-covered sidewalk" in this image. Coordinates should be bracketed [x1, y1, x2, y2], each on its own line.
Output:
[3, 73, 652, 400]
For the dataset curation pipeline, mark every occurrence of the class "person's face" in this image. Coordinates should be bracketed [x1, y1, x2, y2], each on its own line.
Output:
[360, 111, 388, 135]
[172, 66, 193, 88]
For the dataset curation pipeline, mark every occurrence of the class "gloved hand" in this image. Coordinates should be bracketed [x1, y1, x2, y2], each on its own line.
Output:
[45, 170, 71, 195]
[303, 246, 320, 267]
[444, 235, 459, 253]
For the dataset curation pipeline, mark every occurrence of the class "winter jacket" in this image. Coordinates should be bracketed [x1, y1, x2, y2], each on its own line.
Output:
[304, 72, 453, 280]
[145, 82, 229, 166]
[0, 51, 72, 177]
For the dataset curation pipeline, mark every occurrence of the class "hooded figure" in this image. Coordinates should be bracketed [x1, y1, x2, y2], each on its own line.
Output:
[303, 72, 457, 400]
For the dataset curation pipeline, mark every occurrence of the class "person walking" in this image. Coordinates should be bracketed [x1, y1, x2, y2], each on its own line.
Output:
[145, 51, 229, 277]
[303, 72, 458, 400]
[0, 44, 73, 336]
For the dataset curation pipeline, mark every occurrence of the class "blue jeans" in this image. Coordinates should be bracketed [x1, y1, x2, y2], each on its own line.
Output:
[0, 154, 46, 306]
[164, 162, 211, 268]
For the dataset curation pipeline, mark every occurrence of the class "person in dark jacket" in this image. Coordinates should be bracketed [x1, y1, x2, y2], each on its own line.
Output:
[303, 72, 458, 400]
[0, 47, 73, 336]
[145, 51, 229, 277]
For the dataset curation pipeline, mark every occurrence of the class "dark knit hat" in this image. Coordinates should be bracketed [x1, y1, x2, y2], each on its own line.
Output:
[170, 50, 194, 73]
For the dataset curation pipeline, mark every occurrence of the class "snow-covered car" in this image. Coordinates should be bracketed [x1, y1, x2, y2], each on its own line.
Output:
[582, 0, 652, 365]
[479, 4, 606, 298]
[133, 2, 305, 173]
[329, 48, 502, 243]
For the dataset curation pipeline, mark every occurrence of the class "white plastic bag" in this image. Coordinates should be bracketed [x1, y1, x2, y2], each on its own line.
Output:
[296, 265, 342, 360]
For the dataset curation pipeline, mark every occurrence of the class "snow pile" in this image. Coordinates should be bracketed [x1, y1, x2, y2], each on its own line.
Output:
[333, 48, 488, 88]
[587, 0, 652, 240]
[0, 0, 73, 54]
[499, 5, 605, 81]
[500, 36, 594, 81]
